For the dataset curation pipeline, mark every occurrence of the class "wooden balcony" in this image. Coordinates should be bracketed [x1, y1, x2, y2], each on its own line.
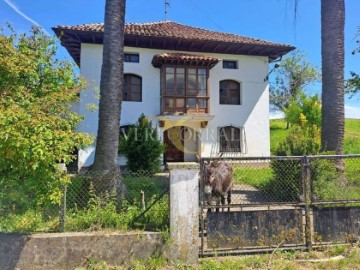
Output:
[161, 96, 209, 114]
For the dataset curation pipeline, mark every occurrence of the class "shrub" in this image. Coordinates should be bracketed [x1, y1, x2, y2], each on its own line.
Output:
[119, 114, 165, 173]
[268, 159, 302, 201]
[311, 156, 360, 201]
[310, 157, 338, 200]
[284, 93, 322, 128]
[276, 126, 321, 156]
[268, 126, 321, 201]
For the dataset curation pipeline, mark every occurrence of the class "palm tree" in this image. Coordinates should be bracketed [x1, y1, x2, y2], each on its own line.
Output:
[321, 0, 345, 155]
[93, 0, 126, 191]
[292, 0, 345, 154]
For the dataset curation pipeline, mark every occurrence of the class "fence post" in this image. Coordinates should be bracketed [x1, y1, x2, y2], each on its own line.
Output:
[59, 185, 66, 232]
[199, 160, 205, 257]
[169, 167, 199, 264]
[302, 156, 312, 250]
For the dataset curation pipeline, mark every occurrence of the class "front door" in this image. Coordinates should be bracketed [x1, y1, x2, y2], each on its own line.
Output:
[164, 126, 184, 162]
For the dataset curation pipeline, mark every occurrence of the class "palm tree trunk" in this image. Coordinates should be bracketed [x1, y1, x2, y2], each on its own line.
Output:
[92, 0, 126, 193]
[321, 0, 345, 155]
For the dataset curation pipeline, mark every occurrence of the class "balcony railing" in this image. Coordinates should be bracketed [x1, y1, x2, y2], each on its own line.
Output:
[161, 96, 209, 114]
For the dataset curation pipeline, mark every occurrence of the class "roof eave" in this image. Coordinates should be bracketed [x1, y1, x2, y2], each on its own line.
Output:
[52, 27, 296, 66]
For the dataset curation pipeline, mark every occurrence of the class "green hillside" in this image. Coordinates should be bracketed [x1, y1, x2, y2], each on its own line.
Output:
[270, 118, 360, 154]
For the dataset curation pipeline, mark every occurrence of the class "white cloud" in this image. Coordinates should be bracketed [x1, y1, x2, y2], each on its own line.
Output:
[345, 105, 360, 119]
[3, 0, 50, 36]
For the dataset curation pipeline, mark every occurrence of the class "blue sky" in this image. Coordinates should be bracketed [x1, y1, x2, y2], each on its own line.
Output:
[1, 0, 359, 118]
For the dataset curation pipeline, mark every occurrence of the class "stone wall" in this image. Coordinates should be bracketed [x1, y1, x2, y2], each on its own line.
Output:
[0, 232, 165, 270]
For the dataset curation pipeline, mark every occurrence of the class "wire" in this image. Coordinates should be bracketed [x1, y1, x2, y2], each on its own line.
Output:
[185, 0, 223, 31]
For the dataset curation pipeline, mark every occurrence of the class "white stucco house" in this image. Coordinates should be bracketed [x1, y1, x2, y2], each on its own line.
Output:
[53, 21, 294, 168]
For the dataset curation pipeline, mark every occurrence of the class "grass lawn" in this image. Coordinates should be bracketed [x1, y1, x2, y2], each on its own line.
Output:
[270, 119, 289, 154]
[233, 166, 273, 187]
[270, 118, 360, 155]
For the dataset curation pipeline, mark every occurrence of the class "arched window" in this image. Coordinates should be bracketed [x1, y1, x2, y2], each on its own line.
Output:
[219, 80, 240, 105]
[219, 126, 241, 152]
[123, 74, 142, 102]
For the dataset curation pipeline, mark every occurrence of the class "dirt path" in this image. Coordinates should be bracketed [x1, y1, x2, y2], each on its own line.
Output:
[231, 184, 275, 204]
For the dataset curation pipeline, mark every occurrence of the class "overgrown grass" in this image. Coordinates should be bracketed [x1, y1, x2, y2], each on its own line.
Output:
[270, 118, 360, 155]
[0, 173, 169, 233]
[64, 173, 169, 232]
[0, 210, 60, 233]
[75, 247, 360, 270]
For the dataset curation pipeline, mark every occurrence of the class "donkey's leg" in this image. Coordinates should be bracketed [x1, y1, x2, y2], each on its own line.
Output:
[207, 196, 212, 213]
[220, 195, 225, 212]
[227, 190, 232, 212]
[216, 196, 221, 212]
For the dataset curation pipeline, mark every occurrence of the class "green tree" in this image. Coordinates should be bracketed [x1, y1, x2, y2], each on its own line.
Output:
[270, 50, 320, 128]
[284, 93, 322, 128]
[92, 0, 126, 191]
[346, 26, 360, 97]
[119, 114, 165, 173]
[0, 26, 92, 211]
[290, 0, 345, 154]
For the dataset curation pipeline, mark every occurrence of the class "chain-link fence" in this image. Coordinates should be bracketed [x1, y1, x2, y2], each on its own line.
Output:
[201, 156, 304, 206]
[200, 155, 360, 253]
[0, 169, 169, 233]
[309, 155, 360, 202]
[201, 155, 360, 206]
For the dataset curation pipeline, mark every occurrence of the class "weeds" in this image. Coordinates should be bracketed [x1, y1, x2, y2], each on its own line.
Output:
[0, 173, 169, 233]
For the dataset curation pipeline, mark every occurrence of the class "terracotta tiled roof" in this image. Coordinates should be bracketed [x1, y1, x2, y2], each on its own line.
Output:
[55, 21, 291, 48]
[152, 53, 220, 68]
[53, 21, 295, 66]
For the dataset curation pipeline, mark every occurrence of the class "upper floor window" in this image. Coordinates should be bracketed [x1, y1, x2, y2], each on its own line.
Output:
[223, 60, 238, 69]
[219, 126, 241, 152]
[124, 53, 139, 63]
[219, 80, 241, 105]
[123, 74, 142, 102]
[164, 67, 207, 96]
[163, 67, 208, 113]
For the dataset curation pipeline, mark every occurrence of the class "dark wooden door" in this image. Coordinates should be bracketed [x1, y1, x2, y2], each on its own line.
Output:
[164, 127, 184, 162]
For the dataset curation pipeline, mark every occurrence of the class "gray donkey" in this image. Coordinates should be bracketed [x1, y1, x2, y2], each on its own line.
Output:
[203, 161, 233, 212]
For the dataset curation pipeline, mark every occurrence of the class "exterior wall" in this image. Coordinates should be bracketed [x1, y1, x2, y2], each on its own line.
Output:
[78, 44, 270, 167]
[201, 53, 270, 157]
[0, 232, 165, 270]
[79, 44, 161, 167]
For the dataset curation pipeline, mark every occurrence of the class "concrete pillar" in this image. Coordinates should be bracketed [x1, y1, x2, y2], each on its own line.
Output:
[169, 169, 199, 264]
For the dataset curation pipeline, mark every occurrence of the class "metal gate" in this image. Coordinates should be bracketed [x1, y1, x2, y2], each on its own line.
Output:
[199, 155, 360, 256]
